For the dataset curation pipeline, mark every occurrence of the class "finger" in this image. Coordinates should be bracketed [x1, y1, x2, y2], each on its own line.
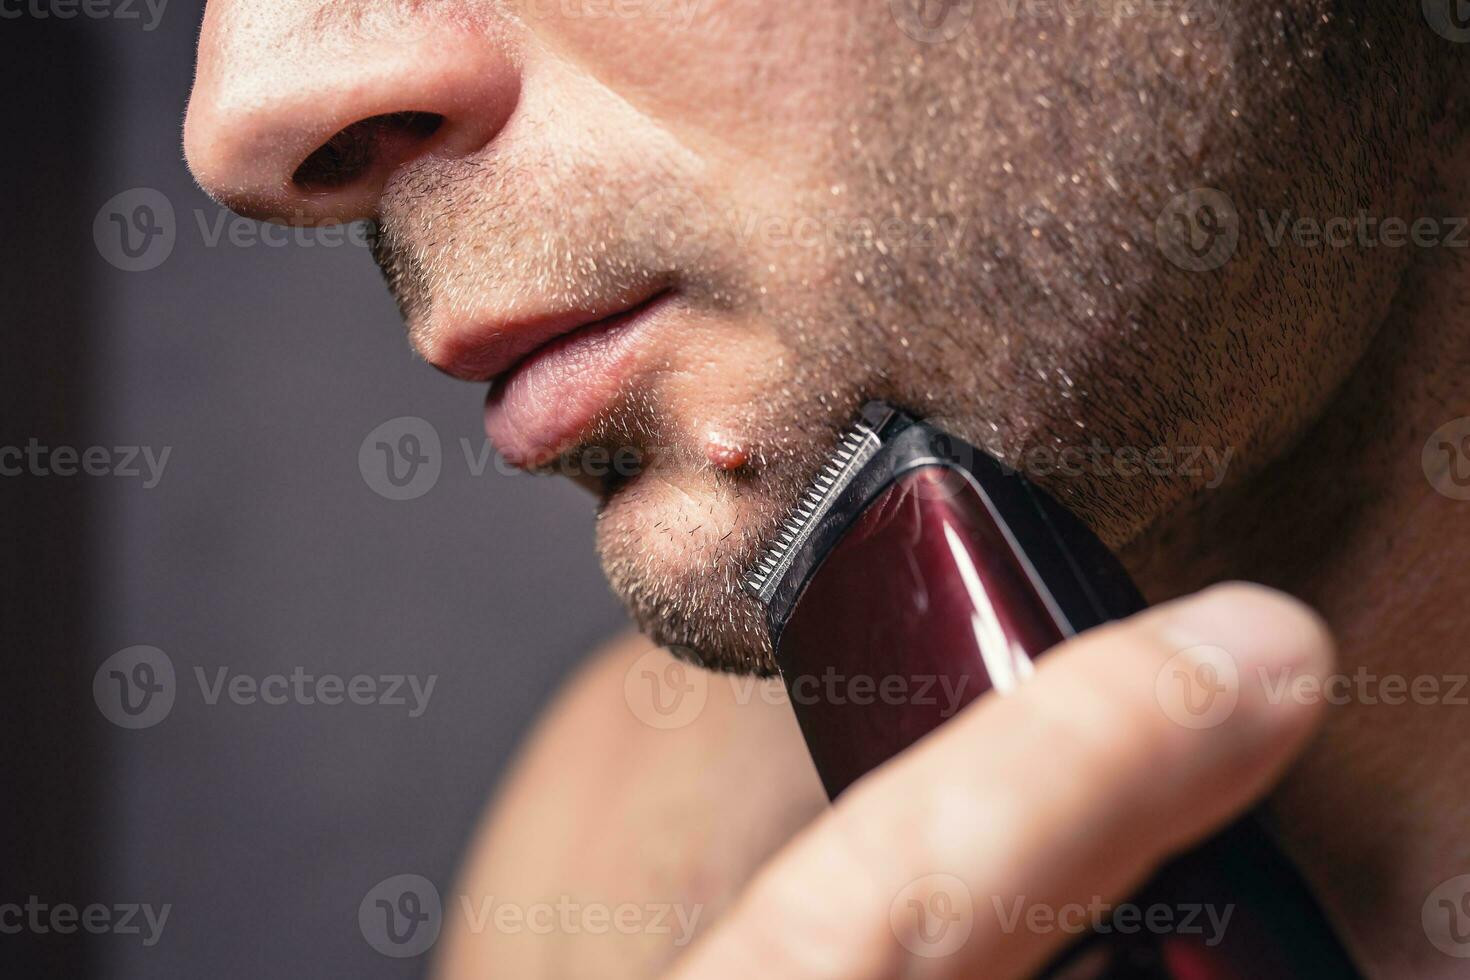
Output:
[666, 582, 1335, 980]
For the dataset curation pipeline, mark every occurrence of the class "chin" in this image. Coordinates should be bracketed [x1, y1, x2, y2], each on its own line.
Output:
[593, 457, 784, 675]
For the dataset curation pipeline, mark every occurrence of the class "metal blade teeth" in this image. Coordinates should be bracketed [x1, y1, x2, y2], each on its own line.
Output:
[742, 421, 881, 604]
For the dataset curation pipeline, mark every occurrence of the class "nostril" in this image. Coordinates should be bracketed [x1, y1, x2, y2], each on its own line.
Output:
[291, 111, 445, 191]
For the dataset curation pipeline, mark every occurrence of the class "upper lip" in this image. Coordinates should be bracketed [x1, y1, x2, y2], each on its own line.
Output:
[418, 286, 668, 383]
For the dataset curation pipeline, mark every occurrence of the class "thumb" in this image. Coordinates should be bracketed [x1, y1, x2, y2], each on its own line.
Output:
[667, 583, 1334, 979]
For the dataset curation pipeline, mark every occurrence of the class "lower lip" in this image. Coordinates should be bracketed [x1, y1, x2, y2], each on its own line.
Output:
[483, 293, 672, 467]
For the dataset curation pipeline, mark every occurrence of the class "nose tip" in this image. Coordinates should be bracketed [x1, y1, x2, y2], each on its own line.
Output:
[184, 12, 518, 223]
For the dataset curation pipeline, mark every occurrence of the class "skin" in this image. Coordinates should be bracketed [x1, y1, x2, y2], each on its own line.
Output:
[184, 2, 1470, 976]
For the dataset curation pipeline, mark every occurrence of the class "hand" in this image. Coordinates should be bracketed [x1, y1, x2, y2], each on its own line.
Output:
[666, 583, 1334, 979]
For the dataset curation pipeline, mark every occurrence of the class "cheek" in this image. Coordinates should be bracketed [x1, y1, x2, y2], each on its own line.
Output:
[512, 0, 854, 160]
[653, 314, 790, 440]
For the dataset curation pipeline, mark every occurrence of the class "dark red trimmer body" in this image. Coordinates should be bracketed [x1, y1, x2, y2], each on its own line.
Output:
[743, 402, 1358, 979]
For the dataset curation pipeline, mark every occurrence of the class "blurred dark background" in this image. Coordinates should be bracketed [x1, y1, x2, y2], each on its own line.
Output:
[1, 8, 626, 978]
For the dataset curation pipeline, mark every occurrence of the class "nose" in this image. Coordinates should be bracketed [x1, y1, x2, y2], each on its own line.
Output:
[185, 2, 519, 223]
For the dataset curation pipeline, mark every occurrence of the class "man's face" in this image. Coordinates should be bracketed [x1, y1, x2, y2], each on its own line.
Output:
[186, 1, 1433, 673]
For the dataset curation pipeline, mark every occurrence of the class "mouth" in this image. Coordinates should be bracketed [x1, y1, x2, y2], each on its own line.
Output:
[473, 289, 676, 468]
